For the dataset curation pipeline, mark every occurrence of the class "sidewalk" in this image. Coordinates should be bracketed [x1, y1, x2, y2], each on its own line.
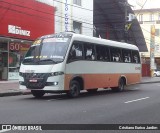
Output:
[0, 80, 30, 97]
[0, 77, 160, 97]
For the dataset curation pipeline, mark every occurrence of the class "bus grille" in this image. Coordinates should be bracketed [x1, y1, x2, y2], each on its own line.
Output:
[22, 73, 49, 89]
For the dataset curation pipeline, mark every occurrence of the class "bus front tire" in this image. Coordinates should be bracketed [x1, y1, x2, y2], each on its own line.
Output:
[31, 90, 45, 98]
[111, 78, 125, 92]
[67, 80, 80, 98]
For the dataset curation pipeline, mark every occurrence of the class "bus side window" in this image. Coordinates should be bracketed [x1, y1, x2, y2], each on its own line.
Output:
[84, 43, 95, 60]
[96, 45, 103, 61]
[132, 50, 140, 63]
[68, 42, 83, 61]
[96, 45, 109, 61]
[110, 47, 121, 62]
[122, 49, 131, 63]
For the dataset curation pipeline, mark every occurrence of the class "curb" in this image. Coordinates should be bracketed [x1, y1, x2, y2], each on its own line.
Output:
[0, 81, 160, 97]
[140, 81, 160, 84]
[0, 91, 31, 97]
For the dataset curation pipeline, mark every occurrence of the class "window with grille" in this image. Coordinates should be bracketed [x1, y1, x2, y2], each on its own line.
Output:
[73, 0, 81, 6]
[73, 21, 82, 34]
[150, 14, 154, 21]
[139, 14, 143, 22]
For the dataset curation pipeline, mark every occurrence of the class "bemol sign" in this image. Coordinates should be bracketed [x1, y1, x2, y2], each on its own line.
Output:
[8, 25, 30, 37]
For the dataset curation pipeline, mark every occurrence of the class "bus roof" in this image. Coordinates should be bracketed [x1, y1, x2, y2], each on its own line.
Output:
[39, 32, 139, 51]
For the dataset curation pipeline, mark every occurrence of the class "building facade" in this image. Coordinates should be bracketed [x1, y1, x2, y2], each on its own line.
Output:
[134, 8, 160, 72]
[37, 0, 93, 36]
[0, 0, 93, 80]
[1, 0, 147, 79]
[0, 0, 54, 80]
[56, 0, 93, 36]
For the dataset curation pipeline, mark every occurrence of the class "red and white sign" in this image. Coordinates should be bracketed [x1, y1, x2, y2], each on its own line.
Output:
[9, 42, 30, 51]
[8, 25, 30, 37]
[0, 0, 55, 40]
[9, 43, 20, 51]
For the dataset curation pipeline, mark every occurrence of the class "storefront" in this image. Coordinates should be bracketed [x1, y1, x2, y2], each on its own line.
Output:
[0, 38, 31, 80]
[0, 0, 55, 80]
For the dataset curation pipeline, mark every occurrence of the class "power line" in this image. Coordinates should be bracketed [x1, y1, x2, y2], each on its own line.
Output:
[135, 0, 148, 17]
[141, 27, 160, 40]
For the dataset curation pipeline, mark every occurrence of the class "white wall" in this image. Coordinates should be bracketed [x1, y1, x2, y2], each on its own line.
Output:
[54, 0, 93, 36]
[134, 11, 160, 57]
[35, 0, 93, 36]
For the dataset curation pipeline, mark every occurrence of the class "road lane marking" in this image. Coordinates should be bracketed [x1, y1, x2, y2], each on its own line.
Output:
[0, 130, 11, 133]
[125, 97, 150, 103]
[129, 87, 139, 90]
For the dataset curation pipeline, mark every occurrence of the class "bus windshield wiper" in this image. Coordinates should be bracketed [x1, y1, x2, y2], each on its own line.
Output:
[36, 59, 57, 64]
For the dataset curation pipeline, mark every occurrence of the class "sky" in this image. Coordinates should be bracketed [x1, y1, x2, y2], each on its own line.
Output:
[36, 0, 160, 10]
[128, 0, 160, 9]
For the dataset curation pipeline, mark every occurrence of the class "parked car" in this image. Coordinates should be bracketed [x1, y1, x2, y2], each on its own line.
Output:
[153, 69, 160, 77]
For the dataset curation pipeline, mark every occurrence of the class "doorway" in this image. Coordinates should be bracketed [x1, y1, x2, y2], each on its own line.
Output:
[0, 42, 8, 80]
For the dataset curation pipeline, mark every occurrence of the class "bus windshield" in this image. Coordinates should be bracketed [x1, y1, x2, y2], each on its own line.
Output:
[23, 37, 70, 65]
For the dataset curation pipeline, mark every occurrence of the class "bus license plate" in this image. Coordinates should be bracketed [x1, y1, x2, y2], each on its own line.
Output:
[29, 79, 37, 83]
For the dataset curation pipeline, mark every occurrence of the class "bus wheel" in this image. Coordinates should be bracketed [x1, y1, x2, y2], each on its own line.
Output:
[112, 78, 125, 92]
[87, 88, 98, 93]
[67, 80, 80, 98]
[31, 90, 45, 98]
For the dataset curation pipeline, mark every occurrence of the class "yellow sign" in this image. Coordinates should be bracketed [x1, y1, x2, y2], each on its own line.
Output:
[33, 40, 41, 46]
[151, 25, 155, 35]
[125, 23, 132, 31]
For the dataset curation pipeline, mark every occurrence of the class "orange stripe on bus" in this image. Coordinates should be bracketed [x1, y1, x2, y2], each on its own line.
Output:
[64, 73, 141, 90]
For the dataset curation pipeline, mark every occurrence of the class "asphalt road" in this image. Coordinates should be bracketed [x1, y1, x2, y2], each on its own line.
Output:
[0, 83, 160, 133]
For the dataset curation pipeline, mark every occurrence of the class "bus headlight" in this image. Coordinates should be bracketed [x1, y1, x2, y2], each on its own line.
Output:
[49, 71, 64, 76]
[53, 82, 58, 86]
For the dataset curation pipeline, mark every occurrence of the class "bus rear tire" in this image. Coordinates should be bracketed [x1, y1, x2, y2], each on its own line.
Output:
[31, 90, 45, 98]
[67, 80, 80, 98]
[111, 78, 125, 92]
[87, 88, 98, 93]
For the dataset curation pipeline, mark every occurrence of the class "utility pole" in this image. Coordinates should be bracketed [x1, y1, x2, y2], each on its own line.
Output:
[150, 25, 155, 77]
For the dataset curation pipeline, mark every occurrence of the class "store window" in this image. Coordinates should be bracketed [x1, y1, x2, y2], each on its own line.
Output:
[8, 42, 30, 80]
[73, 0, 81, 6]
[73, 21, 82, 34]
[0, 42, 8, 80]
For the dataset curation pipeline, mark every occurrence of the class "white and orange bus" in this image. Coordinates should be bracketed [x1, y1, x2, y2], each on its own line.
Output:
[19, 32, 141, 98]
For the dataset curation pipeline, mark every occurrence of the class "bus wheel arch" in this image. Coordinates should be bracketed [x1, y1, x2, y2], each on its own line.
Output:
[70, 76, 84, 90]
[67, 80, 80, 98]
[67, 76, 84, 98]
[120, 76, 127, 86]
[112, 76, 126, 92]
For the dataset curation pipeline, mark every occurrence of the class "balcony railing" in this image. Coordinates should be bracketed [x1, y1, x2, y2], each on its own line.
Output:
[138, 20, 160, 24]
